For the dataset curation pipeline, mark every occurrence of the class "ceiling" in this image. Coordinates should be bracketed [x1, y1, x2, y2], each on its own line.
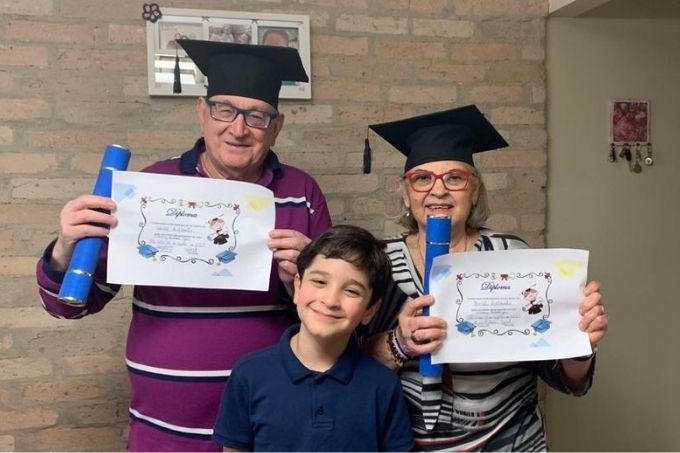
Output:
[550, 0, 680, 18]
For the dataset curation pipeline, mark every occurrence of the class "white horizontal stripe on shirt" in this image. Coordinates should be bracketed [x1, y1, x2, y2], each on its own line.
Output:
[129, 408, 213, 435]
[274, 196, 314, 213]
[132, 298, 287, 314]
[126, 358, 232, 378]
[37, 285, 59, 298]
[38, 291, 89, 319]
[94, 281, 117, 295]
[274, 196, 307, 204]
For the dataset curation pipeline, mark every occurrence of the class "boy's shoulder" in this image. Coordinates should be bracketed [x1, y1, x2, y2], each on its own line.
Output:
[231, 343, 279, 376]
[353, 353, 402, 388]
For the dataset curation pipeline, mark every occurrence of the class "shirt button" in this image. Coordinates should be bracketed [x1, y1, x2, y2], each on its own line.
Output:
[316, 406, 324, 416]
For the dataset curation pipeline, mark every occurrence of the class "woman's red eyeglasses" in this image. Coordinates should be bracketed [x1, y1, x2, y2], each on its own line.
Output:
[403, 169, 476, 192]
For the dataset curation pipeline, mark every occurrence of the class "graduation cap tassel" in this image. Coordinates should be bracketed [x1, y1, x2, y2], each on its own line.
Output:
[363, 128, 372, 174]
[173, 52, 182, 94]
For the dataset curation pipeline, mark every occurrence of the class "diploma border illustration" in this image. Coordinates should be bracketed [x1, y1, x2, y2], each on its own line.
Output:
[136, 197, 241, 266]
[445, 270, 554, 337]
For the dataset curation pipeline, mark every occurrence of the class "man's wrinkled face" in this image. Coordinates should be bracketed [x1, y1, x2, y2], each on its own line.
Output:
[197, 95, 284, 182]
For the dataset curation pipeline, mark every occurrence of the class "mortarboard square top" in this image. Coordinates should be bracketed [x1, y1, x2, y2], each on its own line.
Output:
[368, 105, 508, 171]
[177, 39, 308, 109]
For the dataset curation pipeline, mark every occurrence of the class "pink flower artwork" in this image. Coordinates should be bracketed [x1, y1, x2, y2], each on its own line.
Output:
[611, 100, 650, 145]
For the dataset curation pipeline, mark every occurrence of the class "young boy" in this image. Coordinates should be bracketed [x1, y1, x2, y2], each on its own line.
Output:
[213, 225, 414, 452]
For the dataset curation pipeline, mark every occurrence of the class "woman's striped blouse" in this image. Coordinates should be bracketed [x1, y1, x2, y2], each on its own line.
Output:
[363, 229, 594, 452]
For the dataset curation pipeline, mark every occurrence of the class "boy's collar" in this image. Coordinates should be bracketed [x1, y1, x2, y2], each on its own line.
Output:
[279, 324, 359, 385]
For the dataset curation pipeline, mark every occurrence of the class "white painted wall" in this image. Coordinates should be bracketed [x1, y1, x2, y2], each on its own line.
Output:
[549, 0, 611, 16]
[546, 18, 680, 451]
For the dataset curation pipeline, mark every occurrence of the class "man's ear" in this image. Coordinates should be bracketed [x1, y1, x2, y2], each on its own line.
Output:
[196, 97, 207, 131]
[269, 113, 285, 146]
[361, 299, 382, 325]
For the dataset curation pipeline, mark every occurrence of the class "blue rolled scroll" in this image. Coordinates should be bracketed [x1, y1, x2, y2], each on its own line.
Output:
[58, 144, 131, 306]
[419, 214, 451, 378]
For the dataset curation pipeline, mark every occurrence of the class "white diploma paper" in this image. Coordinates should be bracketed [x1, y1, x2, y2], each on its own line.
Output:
[107, 171, 275, 291]
[430, 248, 592, 363]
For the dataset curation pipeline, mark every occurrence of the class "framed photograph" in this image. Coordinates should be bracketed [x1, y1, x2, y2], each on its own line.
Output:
[610, 99, 650, 145]
[207, 19, 254, 44]
[256, 20, 310, 98]
[146, 8, 311, 100]
[158, 21, 202, 50]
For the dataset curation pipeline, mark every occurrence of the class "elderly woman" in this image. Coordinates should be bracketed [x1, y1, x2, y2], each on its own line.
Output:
[361, 105, 608, 451]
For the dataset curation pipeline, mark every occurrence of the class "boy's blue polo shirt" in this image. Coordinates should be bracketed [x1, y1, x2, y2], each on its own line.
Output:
[213, 324, 414, 452]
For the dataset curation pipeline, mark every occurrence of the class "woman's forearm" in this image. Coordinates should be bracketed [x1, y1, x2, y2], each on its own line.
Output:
[559, 356, 594, 394]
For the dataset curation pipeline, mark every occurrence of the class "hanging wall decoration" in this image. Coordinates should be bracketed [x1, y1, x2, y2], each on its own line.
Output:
[609, 99, 653, 173]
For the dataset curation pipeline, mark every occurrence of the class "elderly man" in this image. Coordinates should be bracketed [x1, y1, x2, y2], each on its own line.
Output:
[36, 40, 331, 451]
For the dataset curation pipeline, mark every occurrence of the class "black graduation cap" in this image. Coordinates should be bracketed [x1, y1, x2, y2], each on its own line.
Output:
[176, 39, 309, 109]
[366, 105, 508, 173]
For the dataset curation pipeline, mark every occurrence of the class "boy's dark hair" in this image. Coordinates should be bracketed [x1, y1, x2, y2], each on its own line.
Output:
[296, 225, 391, 307]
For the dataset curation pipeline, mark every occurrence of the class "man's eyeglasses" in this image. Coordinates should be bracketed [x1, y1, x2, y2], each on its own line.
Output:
[204, 99, 278, 130]
[403, 169, 477, 192]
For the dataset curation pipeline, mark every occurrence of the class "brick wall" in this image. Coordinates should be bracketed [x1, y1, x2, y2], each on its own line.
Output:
[0, 0, 548, 450]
